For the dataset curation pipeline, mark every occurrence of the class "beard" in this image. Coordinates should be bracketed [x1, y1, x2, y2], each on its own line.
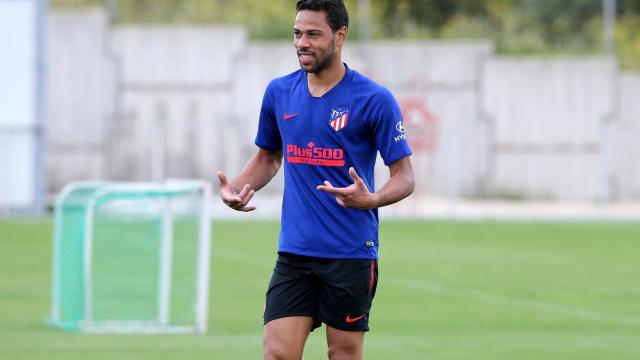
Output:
[298, 44, 336, 74]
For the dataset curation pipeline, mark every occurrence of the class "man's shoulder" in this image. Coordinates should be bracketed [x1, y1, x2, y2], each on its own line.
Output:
[348, 69, 397, 105]
[349, 69, 381, 89]
[266, 69, 305, 94]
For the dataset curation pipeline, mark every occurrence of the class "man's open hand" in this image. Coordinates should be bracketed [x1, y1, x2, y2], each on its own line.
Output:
[217, 170, 257, 212]
[316, 167, 379, 209]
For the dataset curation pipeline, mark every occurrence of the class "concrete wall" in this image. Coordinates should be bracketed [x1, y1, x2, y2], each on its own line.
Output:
[481, 57, 617, 200]
[109, 25, 247, 182]
[44, 9, 640, 204]
[615, 73, 640, 198]
[45, 9, 114, 195]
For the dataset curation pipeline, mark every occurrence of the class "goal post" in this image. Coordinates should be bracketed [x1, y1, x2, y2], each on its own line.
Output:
[49, 180, 212, 334]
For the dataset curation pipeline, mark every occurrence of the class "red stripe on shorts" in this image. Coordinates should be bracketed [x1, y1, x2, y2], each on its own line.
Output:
[369, 260, 375, 294]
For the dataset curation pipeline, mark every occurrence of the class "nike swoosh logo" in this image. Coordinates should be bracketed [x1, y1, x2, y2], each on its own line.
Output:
[345, 314, 366, 323]
[283, 113, 300, 120]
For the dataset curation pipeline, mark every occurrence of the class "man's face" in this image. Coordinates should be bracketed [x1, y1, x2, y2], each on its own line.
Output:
[293, 10, 344, 74]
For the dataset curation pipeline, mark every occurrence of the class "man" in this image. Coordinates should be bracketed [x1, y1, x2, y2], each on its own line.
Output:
[217, 1, 414, 359]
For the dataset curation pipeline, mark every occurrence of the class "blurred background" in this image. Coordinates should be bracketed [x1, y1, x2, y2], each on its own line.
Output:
[1, 0, 640, 218]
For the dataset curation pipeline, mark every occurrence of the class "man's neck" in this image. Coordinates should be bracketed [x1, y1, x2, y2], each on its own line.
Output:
[307, 61, 346, 97]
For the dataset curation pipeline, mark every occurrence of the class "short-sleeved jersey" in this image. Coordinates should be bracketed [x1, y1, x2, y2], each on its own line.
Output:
[255, 65, 412, 259]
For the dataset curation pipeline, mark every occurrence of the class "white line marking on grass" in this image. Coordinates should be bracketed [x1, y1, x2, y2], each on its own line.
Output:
[386, 277, 640, 327]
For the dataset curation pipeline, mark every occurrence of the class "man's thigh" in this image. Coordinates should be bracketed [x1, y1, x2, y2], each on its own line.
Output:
[264, 253, 321, 328]
[263, 316, 314, 360]
[316, 258, 378, 332]
[326, 326, 364, 360]
[263, 254, 320, 359]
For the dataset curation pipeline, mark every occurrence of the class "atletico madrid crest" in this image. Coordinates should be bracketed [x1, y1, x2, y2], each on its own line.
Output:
[329, 108, 349, 131]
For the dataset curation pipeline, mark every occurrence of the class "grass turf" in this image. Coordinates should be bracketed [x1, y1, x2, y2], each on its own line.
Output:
[1, 218, 639, 359]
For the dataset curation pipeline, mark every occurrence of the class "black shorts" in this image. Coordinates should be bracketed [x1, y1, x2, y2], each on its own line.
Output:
[263, 252, 378, 332]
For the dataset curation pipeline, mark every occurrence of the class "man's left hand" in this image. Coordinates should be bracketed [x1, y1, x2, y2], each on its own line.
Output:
[317, 167, 379, 209]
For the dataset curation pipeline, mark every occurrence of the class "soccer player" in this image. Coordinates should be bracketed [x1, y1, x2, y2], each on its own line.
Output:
[216, 0, 414, 359]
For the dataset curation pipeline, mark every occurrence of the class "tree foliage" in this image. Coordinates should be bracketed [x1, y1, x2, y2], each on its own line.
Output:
[51, 0, 640, 69]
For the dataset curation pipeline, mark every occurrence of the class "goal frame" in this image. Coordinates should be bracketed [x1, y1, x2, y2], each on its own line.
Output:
[49, 180, 212, 334]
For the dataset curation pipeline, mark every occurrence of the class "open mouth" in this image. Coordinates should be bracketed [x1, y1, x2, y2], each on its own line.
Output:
[298, 52, 314, 65]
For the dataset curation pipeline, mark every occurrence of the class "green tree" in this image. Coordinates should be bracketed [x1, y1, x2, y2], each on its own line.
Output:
[50, 0, 640, 69]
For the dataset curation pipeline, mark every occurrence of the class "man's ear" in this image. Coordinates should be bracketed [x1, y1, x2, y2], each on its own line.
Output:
[335, 26, 348, 46]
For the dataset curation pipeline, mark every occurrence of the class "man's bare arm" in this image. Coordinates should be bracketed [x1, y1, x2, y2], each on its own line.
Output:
[316, 156, 415, 209]
[217, 148, 283, 212]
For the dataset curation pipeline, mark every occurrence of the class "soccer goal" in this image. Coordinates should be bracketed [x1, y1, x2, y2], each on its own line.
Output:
[48, 180, 212, 334]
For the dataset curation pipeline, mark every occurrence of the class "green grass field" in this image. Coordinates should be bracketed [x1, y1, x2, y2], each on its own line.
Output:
[1, 218, 640, 359]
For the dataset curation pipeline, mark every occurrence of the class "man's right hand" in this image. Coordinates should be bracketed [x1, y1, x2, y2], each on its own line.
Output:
[216, 170, 257, 212]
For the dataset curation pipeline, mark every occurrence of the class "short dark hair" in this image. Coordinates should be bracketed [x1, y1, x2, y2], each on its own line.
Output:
[296, 0, 349, 33]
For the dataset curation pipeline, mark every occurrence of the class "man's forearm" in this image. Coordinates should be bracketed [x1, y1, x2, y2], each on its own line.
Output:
[373, 157, 415, 208]
[231, 149, 283, 193]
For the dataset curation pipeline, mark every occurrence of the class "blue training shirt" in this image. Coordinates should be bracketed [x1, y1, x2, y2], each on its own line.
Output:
[255, 65, 412, 259]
